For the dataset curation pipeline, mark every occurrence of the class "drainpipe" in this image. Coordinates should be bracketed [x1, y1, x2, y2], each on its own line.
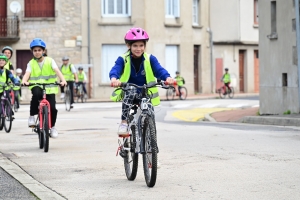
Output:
[207, 28, 214, 93]
[295, 0, 300, 110]
[87, 0, 91, 64]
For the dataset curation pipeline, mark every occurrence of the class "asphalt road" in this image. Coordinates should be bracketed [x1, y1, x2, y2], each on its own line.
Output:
[0, 100, 299, 200]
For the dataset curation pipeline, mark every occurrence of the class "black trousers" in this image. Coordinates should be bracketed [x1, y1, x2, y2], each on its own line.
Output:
[60, 81, 74, 104]
[30, 86, 57, 127]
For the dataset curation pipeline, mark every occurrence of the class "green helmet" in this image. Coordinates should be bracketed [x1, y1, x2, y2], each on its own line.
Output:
[0, 53, 8, 62]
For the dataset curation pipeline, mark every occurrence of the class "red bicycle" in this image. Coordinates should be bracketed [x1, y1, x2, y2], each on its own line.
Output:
[23, 82, 60, 153]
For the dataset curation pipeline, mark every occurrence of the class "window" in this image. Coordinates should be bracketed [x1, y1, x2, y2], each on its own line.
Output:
[102, 0, 131, 17]
[254, 0, 259, 25]
[101, 45, 128, 83]
[25, 0, 55, 17]
[165, 45, 179, 76]
[192, 0, 200, 25]
[271, 1, 277, 33]
[165, 0, 180, 18]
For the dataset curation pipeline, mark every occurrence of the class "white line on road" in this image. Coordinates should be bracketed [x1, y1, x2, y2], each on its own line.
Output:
[173, 104, 192, 108]
[198, 104, 220, 108]
[227, 104, 247, 108]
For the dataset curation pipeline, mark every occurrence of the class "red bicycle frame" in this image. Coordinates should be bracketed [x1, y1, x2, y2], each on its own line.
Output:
[9, 90, 14, 105]
[38, 90, 52, 130]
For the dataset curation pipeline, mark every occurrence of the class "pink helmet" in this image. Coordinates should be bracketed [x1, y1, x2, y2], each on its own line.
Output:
[124, 27, 149, 43]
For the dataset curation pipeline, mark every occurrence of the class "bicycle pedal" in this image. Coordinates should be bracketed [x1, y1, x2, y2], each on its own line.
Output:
[29, 125, 36, 128]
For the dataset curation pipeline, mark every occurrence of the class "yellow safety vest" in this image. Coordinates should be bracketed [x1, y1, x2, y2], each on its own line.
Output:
[175, 76, 184, 86]
[61, 64, 74, 81]
[78, 71, 85, 82]
[28, 57, 58, 94]
[4, 60, 11, 71]
[0, 69, 7, 93]
[13, 75, 20, 90]
[110, 52, 160, 106]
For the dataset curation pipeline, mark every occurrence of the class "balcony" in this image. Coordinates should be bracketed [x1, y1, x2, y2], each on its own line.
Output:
[0, 15, 20, 42]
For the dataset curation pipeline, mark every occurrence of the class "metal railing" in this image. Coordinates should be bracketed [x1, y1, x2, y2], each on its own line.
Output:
[0, 15, 19, 38]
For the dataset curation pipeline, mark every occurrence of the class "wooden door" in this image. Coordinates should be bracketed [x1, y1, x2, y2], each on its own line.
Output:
[0, 0, 7, 37]
[194, 45, 200, 93]
[16, 50, 33, 75]
[239, 50, 245, 92]
[254, 50, 259, 92]
[215, 58, 223, 92]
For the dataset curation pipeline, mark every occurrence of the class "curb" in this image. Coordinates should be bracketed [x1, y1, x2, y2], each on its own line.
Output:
[204, 113, 216, 122]
[0, 153, 66, 200]
[239, 116, 300, 127]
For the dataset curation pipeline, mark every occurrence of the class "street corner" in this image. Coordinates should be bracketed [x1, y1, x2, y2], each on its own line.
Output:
[171, 108, 235, 122]
[210, 107, 260, 122]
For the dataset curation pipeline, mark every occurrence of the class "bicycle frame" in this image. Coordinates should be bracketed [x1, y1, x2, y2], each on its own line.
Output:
[38, 87, 52, 130]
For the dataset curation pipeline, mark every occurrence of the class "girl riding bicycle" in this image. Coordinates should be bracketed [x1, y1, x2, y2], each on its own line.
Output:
[22, 38, 67, 138]
[109, 27, 175, 137]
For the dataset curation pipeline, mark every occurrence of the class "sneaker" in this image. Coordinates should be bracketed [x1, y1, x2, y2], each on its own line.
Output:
[20, 97, 23, 101]
[60, 93, 65, 99]
[28, 116, 35, 127]
[118, 123, 128, 137]
[50, 126, 58, 138]
[70, 104, 74, 109]
[84, 94, 88, 99]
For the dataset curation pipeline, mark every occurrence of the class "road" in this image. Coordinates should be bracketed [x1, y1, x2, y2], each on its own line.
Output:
[1, 98, 300, 200]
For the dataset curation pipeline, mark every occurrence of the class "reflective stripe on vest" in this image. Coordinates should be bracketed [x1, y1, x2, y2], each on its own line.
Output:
[28, 57, 58, 94]
[110, 52, 160, 106]
[0, 70, 7, 93]
[61, 64, 74, 81]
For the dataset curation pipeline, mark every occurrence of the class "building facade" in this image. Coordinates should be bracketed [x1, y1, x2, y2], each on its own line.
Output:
[259, 0, 300, 114]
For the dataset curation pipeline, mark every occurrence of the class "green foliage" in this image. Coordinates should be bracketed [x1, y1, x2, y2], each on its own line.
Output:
[283, 110, 291, 115]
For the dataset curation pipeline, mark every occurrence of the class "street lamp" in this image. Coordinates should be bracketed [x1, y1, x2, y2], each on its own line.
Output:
[207, 27, 214, 93]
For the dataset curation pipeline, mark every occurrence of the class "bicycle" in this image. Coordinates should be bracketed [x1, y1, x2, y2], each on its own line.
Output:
[23, 82, 61, 153]
[115, 81, 174, 187]
[64, 84, 71, 111]
[75, 82, 87, 103]
[218, 85, 234, 99]
[0, 84, 17, 133]
[9, 86, 19, 113]
[166, 85, 187, 100]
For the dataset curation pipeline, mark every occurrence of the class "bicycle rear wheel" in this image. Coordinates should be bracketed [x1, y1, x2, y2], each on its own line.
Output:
[65, 89, 71, 111]
[0, 115, 3, 131]
[4, 100, 12, 133]
[228, 87, 234, 99]
[179, 87, 187, 100]
[142, 116, 158, 187]
[166, 88, 175, 101]
[37, 124, 43, 149]
[124, 121, 139, 181]
[42, 106, 50, 153]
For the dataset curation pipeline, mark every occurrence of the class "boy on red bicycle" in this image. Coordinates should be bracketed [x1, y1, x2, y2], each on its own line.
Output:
[221, 68, 231, 94]
[22, 38, 67, 138]
[0, 54, 20, 119]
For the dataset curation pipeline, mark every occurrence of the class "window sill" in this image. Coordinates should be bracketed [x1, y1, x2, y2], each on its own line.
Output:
[267, 32, 278, 40]
[253, 24, 259, 28]
[98, 22, 134, 26]
[22, 17, 55, 21]
[164, 23, 183, 28]
[192, 25, 203, 29]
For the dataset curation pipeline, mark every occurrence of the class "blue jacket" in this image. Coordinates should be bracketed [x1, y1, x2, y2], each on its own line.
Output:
[109, 53, 170, 87]
[0, 69, 19, 84]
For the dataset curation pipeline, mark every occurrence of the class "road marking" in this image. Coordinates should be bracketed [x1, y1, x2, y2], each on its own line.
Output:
[198, 104, 220, 108]
[227, 104, 246, 108]
[252, 105, 259, 107]
[172, 108, 234, 122]
[173, 104, 191, 108]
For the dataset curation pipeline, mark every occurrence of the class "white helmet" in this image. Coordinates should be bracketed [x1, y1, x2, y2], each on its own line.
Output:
[16, 68, 22, 74]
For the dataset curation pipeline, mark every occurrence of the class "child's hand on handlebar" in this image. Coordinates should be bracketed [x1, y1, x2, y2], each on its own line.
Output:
[22, 81, 29, 86]
[111, 78, 121, 87]
[60, 80, 67, 86]
[165, 77, 176, 85]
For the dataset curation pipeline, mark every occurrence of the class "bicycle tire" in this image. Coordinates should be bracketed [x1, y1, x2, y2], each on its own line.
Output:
[124, 122, 139, 181]
[42, 106, 50, 153]
[0, 115, 3, 131]
[38, 125, 43, 149]
[4, 100, 12, 133]
[142, 116, 158, 187]
[228, 87, 234, 99]
[179, 87, 188, 100]
[218, 88, 226, 99]
[166, 88, 175, 101]
[14, 91, 19, 112]
[65, 89, 71, 111]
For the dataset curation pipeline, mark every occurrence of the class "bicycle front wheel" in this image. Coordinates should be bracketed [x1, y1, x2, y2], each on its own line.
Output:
[166, 88, 175, 101]
[142, 116, 158, 187]
[218, 88, 226, 99]
[179, 87, 188, 100]
[42, 106, 50, 153]
[228, 87, 234, 99]
[124, 123, 139, 181]
[65, 90, 71, 111]
[4, 100, 12, 133]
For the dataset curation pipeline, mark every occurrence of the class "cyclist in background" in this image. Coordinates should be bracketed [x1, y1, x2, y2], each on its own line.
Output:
[75, 67, 88, 99]
[174, 71, 185, 98]
[0, 54, 20, 119]
[22, 38, 67, 138]
[110, 27, 175, 137]
[2, 46, 14, 73]
[60, 56, 78, 109]
[16, 68, 23, 101]
[221, 68, 231, 94]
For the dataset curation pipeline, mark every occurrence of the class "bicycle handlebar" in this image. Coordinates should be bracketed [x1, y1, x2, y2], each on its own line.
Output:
[21, 82, 61, 87]
[111, 81, 177, 90]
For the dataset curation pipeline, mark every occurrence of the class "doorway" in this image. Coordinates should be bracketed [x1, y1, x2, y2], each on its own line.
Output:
[0, 0, 7, 37]
[254, 50, 259, 92]
[16, 50, 33, 75]
[239, 50, 246, 92]
[193, 45, 201, 93]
